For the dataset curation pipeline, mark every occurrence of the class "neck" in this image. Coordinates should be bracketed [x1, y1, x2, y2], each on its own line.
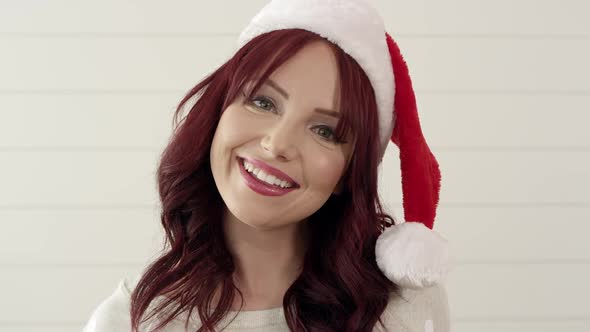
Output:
[221, 208, 309, 309]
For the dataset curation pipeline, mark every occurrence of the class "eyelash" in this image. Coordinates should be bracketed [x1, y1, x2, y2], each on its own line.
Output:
[246, 94, 347, 144]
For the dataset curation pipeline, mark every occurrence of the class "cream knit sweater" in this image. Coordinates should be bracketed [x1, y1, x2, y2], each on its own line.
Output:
[83, 275, 450, 332]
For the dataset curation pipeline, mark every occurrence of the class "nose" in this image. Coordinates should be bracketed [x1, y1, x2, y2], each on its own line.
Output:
[260, 119, 299, 161]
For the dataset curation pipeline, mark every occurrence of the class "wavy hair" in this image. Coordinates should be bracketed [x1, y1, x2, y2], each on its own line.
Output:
[129, 28, 400, 332]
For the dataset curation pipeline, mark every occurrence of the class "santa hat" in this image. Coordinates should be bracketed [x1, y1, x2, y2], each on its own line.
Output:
[237, 0, 450, 289]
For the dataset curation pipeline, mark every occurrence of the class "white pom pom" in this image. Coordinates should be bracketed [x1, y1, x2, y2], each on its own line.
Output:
[375, 221, 451, 289]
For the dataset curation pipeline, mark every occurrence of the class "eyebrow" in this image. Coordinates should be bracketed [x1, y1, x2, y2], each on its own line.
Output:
[264, 79, 341, 119]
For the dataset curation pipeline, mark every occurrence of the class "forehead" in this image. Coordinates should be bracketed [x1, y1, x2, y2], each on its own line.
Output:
[264, 41, 341, 110]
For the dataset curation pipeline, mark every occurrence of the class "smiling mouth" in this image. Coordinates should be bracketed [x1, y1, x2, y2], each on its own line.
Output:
[238, 156, 300, 186]
[240, 158, 295, 186]
[237, 157, 300, 196]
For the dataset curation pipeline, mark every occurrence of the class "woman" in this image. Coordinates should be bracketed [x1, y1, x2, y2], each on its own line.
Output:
[84, 0, 451, 331]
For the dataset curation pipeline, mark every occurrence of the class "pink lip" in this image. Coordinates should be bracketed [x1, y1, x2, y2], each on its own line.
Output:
[239, 156, 300, 187]
[237, 157, 299, 196]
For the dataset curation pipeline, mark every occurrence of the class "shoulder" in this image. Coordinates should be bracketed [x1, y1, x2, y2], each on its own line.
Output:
[375, 283, 451, 332]
[82, 276, 141, 332]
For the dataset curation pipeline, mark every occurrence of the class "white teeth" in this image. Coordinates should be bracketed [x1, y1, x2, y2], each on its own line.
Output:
[242, 159, 294, 188]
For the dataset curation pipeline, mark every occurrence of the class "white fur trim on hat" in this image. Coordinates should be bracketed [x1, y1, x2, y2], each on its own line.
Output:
[236, 0, 395, 157]
[375, 221, 451, 289]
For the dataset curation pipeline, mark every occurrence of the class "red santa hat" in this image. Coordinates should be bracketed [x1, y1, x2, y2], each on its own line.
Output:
[237, 0, 451, 289]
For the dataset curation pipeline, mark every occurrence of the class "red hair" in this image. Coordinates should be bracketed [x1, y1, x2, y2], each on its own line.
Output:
[129, 29, 401, 332]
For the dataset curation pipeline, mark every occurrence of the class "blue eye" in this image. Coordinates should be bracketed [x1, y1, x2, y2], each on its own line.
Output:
[313, 125, 337, 142]
[246, 93, 347, 145]
[250, 96, 276, 112]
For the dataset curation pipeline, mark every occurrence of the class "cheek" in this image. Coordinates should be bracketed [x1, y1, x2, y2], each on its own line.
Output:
[214, 105, 256, 147]
[210, 107, 245, 173]
[306, 153, 346, 189]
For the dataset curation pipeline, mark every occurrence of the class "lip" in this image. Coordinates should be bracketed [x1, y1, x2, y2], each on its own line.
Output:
[239, 156, 300, 187]
[237, 157, 299, 197]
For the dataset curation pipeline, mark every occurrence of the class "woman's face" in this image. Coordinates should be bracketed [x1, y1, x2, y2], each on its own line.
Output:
[210, 40, 354, 230]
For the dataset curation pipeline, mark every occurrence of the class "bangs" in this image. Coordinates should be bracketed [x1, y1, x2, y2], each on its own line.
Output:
[222, 28, 378, 149]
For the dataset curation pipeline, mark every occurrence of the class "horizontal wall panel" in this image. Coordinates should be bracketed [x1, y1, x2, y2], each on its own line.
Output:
[378, 0, 590, 36]
[453, 321, 590, 332]
[1, 150, 587, 206]
[0, 209, 163, 265]
[436, 207, 590, 262]
[1, 94, 588, 149]
[3, 207, 589, 265]
[0, 266, 141, 323]
[421, 94, 590, 149]
[397, 38, 590, 92]
[378, 149, 590, 206]
[0, 37, 235, 91]
[0, 327, 80, 332]
[0, 0, 587, 35]
[1, 37, 589, 92]
[435, 150, 590, 204]
[0, 151, 160, 206]
[446, 263, 590, 318]
[0, 94, 180, 149]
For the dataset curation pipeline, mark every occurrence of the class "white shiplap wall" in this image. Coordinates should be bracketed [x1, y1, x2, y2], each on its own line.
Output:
[1, 0, 589, 331]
